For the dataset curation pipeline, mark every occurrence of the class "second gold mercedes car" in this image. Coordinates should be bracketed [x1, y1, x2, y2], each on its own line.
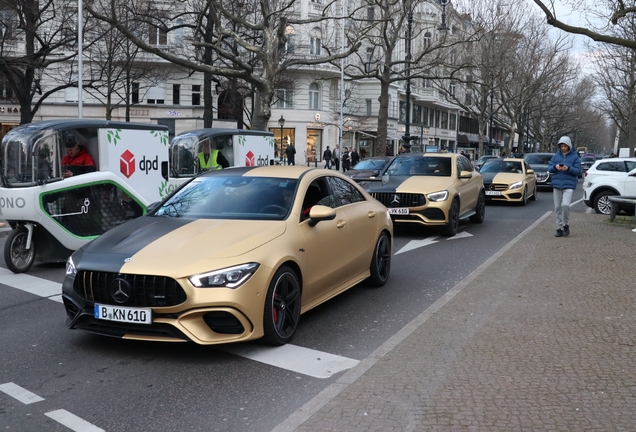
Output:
[62, 166, 392, 346]
[478, 158, 538, 205]
[360, 153, 485, 236]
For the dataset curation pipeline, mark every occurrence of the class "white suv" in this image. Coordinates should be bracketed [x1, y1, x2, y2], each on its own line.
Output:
[583, 157, 636, 214]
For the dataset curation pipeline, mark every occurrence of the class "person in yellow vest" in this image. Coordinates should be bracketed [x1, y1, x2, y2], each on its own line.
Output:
[197, 141, 229, 171]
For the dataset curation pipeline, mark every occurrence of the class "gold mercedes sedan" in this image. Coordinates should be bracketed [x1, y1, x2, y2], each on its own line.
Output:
[62, 166, 392, 346]
[361, 153, 485, 236]
[478, 158, 538, 205]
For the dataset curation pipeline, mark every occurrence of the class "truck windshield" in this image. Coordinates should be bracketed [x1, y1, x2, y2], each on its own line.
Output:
[170, 135, 198, 177]
[1, 128, 61, 187]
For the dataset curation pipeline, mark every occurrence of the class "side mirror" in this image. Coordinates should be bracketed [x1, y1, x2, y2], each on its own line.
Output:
[527, 169, 534, 175]
[161, 161, 169, 180]
[372, 169, 380, 177]
[147, 201, 161, 213]
[459, 170, 473, 179]
[308, 205, 336, 227]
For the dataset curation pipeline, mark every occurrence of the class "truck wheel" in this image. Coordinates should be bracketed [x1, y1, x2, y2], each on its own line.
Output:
[4, 228, 36, 273]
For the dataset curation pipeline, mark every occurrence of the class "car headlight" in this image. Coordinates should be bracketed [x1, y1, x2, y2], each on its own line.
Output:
[427, 190, 449, 202]
[509, 181, 523, 190]
[66, 255, 77, 278]
[189, 263, 260, 288]
[535, 172, 549, 182]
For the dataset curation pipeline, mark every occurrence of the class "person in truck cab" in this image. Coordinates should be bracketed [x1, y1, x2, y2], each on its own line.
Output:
[197, 139, 229, 171]
[62, 133, 96, 178]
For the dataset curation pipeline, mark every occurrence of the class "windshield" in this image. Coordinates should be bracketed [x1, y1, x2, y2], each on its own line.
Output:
[480, 160, 523, 173]
[1, 128, 62, 187]
[352, 158, 387, 170]
[525, 154, 552, 164]
[170, 135, 198, 177]
[154, 176, 298, 220]
[386, 156, 452, 177]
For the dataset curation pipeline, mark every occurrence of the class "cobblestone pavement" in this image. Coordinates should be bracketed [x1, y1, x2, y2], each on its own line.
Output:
[279, 212, 636, 432]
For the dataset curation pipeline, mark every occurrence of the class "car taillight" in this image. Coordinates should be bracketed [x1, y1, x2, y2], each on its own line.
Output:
[584, 171, 588, 177]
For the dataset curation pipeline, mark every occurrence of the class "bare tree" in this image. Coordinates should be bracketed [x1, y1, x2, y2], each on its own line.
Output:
[87, 0, 367, 131]
[0, 0, 82, 124]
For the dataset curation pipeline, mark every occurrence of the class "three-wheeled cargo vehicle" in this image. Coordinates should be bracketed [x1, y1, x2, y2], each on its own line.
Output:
[0, 119, 170, 273]
[167, 128, 275, 193]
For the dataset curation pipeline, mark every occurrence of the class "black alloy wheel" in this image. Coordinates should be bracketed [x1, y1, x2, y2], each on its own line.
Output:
[366, 232, 391, 287]
[4, 228, 36, 274]
[530, 183, 537, 201]
[469, 191, 485, 223]
[263, 265, 301, 345]
[443, 199, 460, 236]
[521, 186, 528, 206]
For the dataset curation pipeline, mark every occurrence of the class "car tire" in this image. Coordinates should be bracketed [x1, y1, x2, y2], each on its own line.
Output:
[4, 227, 36, 274]
[442, 198, 459, 236]
[593, 191, 615, 215]
[262, 265, 301, 346]
[366, 232, 391, 287]
[530, 183, 537, 201]
[469, 191, 485, 223]
[521, 186, 528, 206]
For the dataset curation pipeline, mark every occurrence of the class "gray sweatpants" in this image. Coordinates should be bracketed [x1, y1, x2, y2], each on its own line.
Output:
[553, 188, 573, 229]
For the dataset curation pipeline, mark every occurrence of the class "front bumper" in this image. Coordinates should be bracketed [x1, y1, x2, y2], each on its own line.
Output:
[61, 267, 274, 345]
[483, 184, 524, 202]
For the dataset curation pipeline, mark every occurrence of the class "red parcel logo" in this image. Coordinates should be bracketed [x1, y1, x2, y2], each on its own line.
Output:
[120, 150, 135, 178]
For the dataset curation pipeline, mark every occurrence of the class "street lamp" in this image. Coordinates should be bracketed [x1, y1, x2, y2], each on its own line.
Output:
[402, 2, 414, 153]
[278, 115, 285, 164]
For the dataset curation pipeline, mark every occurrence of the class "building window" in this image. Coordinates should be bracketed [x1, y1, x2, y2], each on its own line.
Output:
[309, 82, 320, 110]
[366, 5, 374, 21]
[399, 101, 406, 122]
[422, 107, 429, 127]
[435, 110, 440, 128]
[413, 105, 422, 125]
[173, 84, 180, 105]
[424, 32, 431, 48]
[276, 85, 294, 108]
[310, 28, 322, 55]
[284, 25, 296, 54]
[465, 92, 472, 105]
[449, 81, 456, 97]
[441, 112, 448, 129]
[192, 85, 201, 105]
[449, 113, 456, 130]
[148, 25, 168, 45]
[366, 99, 372, 116]
[132, 82, 140, 104]
[146, 85, 165, 104]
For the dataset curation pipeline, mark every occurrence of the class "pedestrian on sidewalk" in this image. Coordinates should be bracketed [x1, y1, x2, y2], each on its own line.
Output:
[548, 136, 581, 237]
[323, 146, 332, 169]
[285, 143, 296, 165]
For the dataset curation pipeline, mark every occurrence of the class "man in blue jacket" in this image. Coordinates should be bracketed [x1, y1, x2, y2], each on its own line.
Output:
[548, 136, 581, 237]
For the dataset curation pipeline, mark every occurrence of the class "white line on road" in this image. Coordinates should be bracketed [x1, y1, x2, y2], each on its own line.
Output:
[221, 343, 359, 379]
[0, 267, 62, 301]
[0, 382, 44, 404]
[45, 410, 105, 432]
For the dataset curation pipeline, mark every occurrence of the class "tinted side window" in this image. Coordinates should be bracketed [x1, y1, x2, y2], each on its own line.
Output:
[459, 157, 473, 172]
[328, 176, 364, 206]
[626, 161, 636, 172]
[596, 162, 626, 172]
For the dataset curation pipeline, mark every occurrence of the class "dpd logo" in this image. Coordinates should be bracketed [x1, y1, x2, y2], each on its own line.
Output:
[245, 151, 269, 167]
[139, 155, 159, 174]
[120, 150, 135, 178]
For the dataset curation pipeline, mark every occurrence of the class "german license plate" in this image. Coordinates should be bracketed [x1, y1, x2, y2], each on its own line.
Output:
[485, 191, 501, 196]
[94, 304, 152, 324]
[388, 208, 409, 215]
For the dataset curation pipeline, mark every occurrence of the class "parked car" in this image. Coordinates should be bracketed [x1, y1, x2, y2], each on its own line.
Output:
[360, 153, 485, 236]
[62, 166, 393, 346]
[345, 156, 395, 180]
[478, 158, 538, 205]
[580, 153, 597, 173]
[583, 157, 636, 214]
[473, 155, 499, 170]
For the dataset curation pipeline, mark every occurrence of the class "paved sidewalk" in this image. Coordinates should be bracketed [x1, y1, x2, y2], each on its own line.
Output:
[276, 212, 636, 431]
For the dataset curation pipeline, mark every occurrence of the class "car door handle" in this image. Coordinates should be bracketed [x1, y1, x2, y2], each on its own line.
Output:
[368, 211, 376, 218]
[336, 220, 347, 228]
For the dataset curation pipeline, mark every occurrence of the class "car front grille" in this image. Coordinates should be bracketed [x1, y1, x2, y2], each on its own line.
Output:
[371, 192, 426, 208]
[74, 271, 187, 307]
[485, 183, 509, 192]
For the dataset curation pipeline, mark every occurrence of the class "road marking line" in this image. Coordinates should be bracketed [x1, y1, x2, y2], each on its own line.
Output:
[447, 231, 473, 240]
[45, 409, 105, 432]
[0, 382, 44, 404]
[221, 343, 359, 379]
[395, 235, 439, 254]
[0, 267, 62, 299]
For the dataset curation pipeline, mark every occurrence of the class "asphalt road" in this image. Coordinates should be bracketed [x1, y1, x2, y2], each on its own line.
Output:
[0, 187, 589, 432]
